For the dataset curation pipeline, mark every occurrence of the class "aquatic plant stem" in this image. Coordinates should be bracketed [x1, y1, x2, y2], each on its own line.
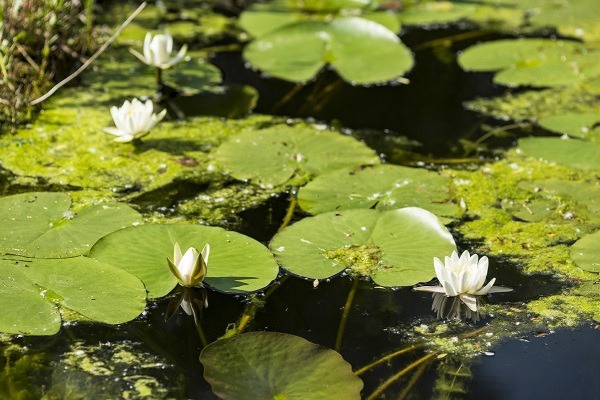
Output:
[272, 83, 304, 113]
[464, 122, 529, 157]
[354, 344, 423, 376]
[365, 352, 437, 400]
[277, 188, 297, 233]
[397, 358, 429, 400]
[335, 278, 359, 352]
[156, 67, 163, 87]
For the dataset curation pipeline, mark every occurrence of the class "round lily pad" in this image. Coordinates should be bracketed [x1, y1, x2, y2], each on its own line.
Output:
[270, 207, 456, 286]
[0, 257, 146, 335]
[200, 331, 363, 400]
[518, 137, 600, 171]
[90, 224, 280, 298]
[243, 17, 413, 84]
[571, 231, 600, 273]
[538, 113, 600, 140]
[400, 1, 476, 25]
[458, 39, 600, 87]
[298, 164, 461, 218]
[0, 192, 142, 258]
[214, 125, 380, 188]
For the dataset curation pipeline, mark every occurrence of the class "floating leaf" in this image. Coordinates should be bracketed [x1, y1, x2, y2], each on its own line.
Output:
[0, 192, 142, 258]
[571, 231, 600, 273]
[506, 199, 556, 223]
[538, 113, 600, 140]
[270, 208, 456, 286]
[214, 126, 379, 188]
[90, 224, 279, 298]
[200, 331, 363, 400]
[523, 0, 600, 43]
[298, 164, 461, 219]
[0, 257, 146, 335]
[519, 179, 600, 216]
[458, 39, 600, 87]
[243, 17, 413, 84]
[518, 137, 600, 171]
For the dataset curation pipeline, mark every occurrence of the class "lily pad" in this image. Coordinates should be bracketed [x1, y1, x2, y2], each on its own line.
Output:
[538, 113, 600, 140]
[200, 331, 363, 400]
[90, 224, 279, 298]
[458, 39, 600, 87]
[298, 164, 461, 218]
[270, 208, 456, 286]
[214, 125, 380, 188]
[506, 198, 557, 223]
[0, 192, 142, 258]
[518, 179, 600, 216]
[518, 137, 600, 171]
[571, 231, 600, 273]
[0, 257, 146, 335]
[243, 17, 413, 84]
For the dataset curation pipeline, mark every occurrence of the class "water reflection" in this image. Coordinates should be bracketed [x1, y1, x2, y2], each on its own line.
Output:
[430, 293, 482, 323]
[165, 286, 208, 324]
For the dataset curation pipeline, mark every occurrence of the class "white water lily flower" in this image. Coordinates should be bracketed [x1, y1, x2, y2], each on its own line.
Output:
[130, 32, 188, 69]
[104, 98, 166, 142]
[167, 242, 210, 287]
[415, 250, 512, 311]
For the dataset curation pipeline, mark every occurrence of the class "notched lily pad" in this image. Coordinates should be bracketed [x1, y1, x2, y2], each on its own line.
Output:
[90, 224, 279, 298]
[0, 257, 146, 335]
[0, 192, 142, 258]
[200, 331, 363, 400]
[538, 113, 600, 140]
[571, 231, 600, 273]
[518, 137, 600, 171]
[298, 164, 462, 219]
[458, 39, 600, 87]
[214, 125, 380, 188]
[243, 17, 413, 84]
[270, 208, 456, 286]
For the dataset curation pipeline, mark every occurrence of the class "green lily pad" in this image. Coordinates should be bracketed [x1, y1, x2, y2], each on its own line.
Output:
[538, 113, 600, 140]
[90, 224, 279, 298]
[506, 198, 557, 223]
[200, 331, 363, 400]
[243, 17, 413, 84]
[518, 137, 600, 171]
[0, 192, 142, 258]
[214, 125, 380, 188]
[523, 0, 600, 43]
[519, 179, 600, 216]
[270, 208, 456, 286]
[458, 39, 600, 87]
[0, 257, 146, 335]
[571, 231, 600, 273]
[298, 164, 462, 219]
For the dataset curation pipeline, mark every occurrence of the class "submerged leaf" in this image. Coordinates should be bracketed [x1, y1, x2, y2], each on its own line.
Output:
[201, 331, 363, 400]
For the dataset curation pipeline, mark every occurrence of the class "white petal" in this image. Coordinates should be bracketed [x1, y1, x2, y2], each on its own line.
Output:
[113, 134, 135, 143]
[179, 247, 200, 282]
[487, 286, 513, 293]
[459, 294, 478, 311]
[201, 243, 210, 267]
[441, 281, 458, 297]
[173, 242, 182, 265]
[143, 32, 152, 63]
[103, 127, 125, 137]
[414, 285, 447, 293]
[475, 277, 497, 295]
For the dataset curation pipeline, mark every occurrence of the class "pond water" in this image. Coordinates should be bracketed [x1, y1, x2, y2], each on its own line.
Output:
[1, 1, 600, 399]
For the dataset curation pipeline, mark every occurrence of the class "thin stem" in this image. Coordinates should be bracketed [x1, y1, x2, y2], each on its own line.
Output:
[366, 352, 437, 400]
[464, 122, 529, 157]
[397, 358, 429, 400]
[312, 79, 343, 113]
[412, 30, 488, 51]
[354, 343, 423, 376]
[335, 278, 359, 352]
[31, 2, 147, 105]
[193, 315, 209, 348]
[271, 83, 304, 113]
[277, 189, 297, 233]
[156, 67, 163, 87]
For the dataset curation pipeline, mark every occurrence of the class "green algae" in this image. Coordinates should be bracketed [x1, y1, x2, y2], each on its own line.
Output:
[464, 86, 599, 123]
[527, 294, 600, 327]
[325, 244, 383, 277]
